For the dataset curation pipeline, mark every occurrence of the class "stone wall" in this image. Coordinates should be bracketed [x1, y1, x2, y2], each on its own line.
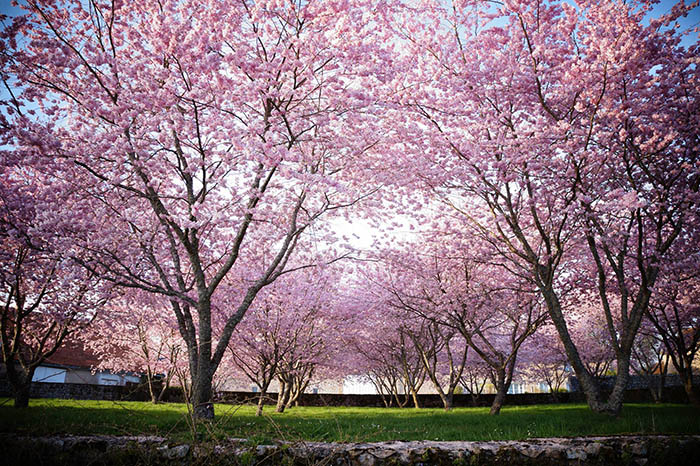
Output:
[0, 381, 159, 402]
[2, 379, 697, 406]
[4, 434, 700, 465]
[569, 374, 700, 392]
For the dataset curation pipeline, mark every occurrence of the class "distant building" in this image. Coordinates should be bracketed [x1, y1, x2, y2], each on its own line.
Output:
[28, 339, 141, 387]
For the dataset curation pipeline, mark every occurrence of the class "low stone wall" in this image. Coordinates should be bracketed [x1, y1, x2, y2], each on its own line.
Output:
[1, 380, 697, 406]
[3, 434, 700, 465]
[0, 381, 161, 402]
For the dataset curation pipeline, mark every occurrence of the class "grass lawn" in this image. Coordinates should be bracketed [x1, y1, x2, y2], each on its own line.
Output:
[1, 399, 699, 444]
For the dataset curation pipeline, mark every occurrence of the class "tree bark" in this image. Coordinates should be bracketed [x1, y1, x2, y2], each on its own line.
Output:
[146, 369, 158, 404]
[442, 392, 453, 411]
[13, 380, 32, 409]
[256, 391, 266, 417]
[682, 371, 699, 406]
[489, 368, 508, 416]
[191, 368, 215, 420]
[540, 287, 630, 415]
[410, 386, 421, 408]
[276, 381, 291, 413]
[6, 364, 36, 409]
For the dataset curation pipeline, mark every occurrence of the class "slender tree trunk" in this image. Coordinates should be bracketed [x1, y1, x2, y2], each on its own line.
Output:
[647, 372, 664, 403]
[410, 387, 420, 408]
[547, 380, 560, 402]
[256, 391, 266, 417]
[146, 369, 158, 404]
[157, 382, 168, 403]
[276, 382, 291, 413]
[276, 380, 286, 413]
[426, 372, 452, 411]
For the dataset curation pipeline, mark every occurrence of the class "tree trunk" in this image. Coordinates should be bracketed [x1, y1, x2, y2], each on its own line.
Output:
[157, 375, 171, 403]
[489, 388, 506, 415]
[256, 391, 266, 417]
[191, 370, 215, 420]
[547, 381, 560, 402]
[7, 365, 35, 409]
[442, 392, 453, 411]
[146, 369, 158, 404]
[410, 387, 420, 408]
[276, 382, 291, 413]
[489, 369, 507, 416]
[13, 380, 32, 409]
[541, 288, 627, 415]
[682, 371, 699, 406]
[647, 372, 664, 403]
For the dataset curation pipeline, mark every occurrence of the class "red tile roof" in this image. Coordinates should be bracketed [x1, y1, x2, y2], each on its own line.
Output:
[44, 339, 101, 369]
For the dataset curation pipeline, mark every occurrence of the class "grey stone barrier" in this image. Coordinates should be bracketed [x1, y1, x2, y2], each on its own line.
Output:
[3, 434, 700, 465]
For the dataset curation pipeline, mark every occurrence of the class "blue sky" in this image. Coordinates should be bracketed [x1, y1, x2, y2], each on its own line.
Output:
[0, 1, 698, 108]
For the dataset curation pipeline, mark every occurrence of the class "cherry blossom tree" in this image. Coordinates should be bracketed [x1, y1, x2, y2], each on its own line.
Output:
[1, 0, 394, 418]
[404, 319, 469, 411]
[631, 321, 669, 403]
[364, 237, 548, 414]
[644, 273, 700, 405]
[519, 327, 570, 399]
[458, 357, 491, 405]
[391, 0, 700, 415]
[82, 291, 184, 403]
[0, 150, 112, 407]
[346, 302, 427, 408]
[221, 265, 345, 416]
[366, 260, 469, 410]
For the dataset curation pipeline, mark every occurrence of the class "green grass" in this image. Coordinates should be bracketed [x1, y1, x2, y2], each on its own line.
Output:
[1, 398, 699, 444]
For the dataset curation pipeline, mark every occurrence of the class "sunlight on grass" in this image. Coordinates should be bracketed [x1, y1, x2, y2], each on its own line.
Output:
[1, 399, 699, 443]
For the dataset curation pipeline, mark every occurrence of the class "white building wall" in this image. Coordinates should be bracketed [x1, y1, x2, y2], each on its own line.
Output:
[32, 366, 67, 383]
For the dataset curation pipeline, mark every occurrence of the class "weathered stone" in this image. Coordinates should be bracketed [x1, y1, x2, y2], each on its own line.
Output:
[628, 441, 649, 456]
[356, 452, 378, 465]
[565, 448, 588, 461]
[520, 446, 544, 458]
[584, 442, 602, 456]
[158, 444, 189, 459]
[3, 433, 700, 465]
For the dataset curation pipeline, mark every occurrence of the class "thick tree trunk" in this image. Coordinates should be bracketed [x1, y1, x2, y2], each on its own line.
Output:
[13, 381, 32, 408]
[7, 365, 35, 409]
[489, 388, 506, 415]
[681, 371, 699, 406]
[191, 370, 215, 420]
[541, 287, 628, 415]
[442, 392, 453, 411]
[599, 370, 628, 416]
[489, 369, 508, 416]
[188, 299, 216, 420]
